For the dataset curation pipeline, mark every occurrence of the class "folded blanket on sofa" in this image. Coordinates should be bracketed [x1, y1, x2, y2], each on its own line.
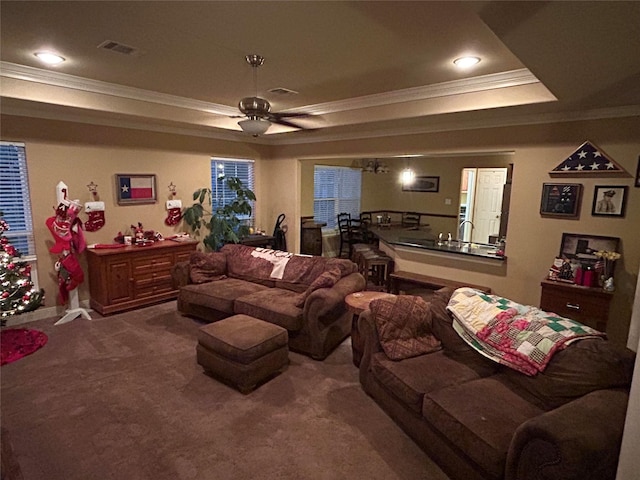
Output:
[447, 287, 606, 376]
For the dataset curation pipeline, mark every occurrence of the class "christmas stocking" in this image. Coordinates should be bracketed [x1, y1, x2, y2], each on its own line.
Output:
[84, 201, 106, 232]
[165, 200, 182, 226]
[57, 253, 84, 303]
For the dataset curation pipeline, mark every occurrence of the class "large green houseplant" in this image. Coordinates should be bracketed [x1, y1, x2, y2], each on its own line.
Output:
[182, 177, 256, 251]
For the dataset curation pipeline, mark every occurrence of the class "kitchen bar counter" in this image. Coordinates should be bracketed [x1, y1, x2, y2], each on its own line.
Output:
[371, 226, 506, 261]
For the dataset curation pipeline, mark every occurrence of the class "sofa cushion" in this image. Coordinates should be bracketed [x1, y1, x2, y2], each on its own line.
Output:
[371, 350, 492, 414]
[221, 244, 278, 287]
[370, 295, 441, 361]
[422, 375, 544, 479]
[293, 267, 343, 307]
[234, 288, 304, 331]
[275, 256, 358, 293]
[180, 278, 269, 314]
[502, 338, 635, 410]
[189, 251, 227, 284]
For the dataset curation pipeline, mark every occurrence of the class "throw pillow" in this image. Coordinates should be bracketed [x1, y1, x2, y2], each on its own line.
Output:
[371, 295, 441, 361]
[294, 267, 343, 308]
[189, 251, 227, 284]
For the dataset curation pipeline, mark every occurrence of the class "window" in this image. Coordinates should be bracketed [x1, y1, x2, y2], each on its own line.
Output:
[210, 157, 255, 223]
[0, 141, 36, 257]
[313, 166, 362, 230]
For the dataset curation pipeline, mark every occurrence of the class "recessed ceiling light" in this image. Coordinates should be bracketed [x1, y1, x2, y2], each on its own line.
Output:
[34, 51, 65, 65]
[454, 56, 481, 68]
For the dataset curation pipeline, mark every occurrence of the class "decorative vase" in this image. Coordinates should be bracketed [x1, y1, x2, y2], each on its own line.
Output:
[603, 276, 615, 292]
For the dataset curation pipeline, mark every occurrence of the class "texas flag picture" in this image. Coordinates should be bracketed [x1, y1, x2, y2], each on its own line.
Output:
[117, 175, 156, 204]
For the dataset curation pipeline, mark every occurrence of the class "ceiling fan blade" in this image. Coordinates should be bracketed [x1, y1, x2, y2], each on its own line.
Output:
[269, 117, 307, 130]
[270, 112, 311, 119]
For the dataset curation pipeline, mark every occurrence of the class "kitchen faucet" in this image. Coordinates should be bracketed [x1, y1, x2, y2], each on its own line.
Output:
[458, 220, 474, 242]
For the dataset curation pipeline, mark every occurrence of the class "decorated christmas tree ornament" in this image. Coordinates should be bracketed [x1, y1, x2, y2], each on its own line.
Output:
[84, 201, 106, 232]
[0, 215, 44, 324]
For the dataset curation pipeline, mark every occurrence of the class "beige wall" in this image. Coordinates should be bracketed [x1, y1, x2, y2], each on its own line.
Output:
[2, 114, 639, 346]
[271, 115, 640, 345]
[2, 116, 269, 315]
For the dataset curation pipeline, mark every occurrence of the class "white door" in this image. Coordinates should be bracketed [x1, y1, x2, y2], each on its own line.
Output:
[472, 168, 507, 244]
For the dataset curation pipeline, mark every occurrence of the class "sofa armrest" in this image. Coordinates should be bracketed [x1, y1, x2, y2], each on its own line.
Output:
[357, 309, 384, 388]
[303, 272, 366, 321]
[505, 388, 629, 480]
[171, 261, 192, 289]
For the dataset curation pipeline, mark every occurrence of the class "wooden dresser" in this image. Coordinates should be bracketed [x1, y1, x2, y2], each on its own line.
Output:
[539, 278, 613, 332]
[86, 240, 198, 315]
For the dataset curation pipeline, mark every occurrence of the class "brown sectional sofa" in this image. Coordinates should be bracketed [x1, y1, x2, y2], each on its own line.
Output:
[358, 289, 634, 480]
[172, 244, 366, 360]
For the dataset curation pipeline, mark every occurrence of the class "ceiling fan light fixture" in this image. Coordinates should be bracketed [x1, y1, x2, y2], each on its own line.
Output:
[238, 118, 271, 136]
[453, 56, 481, 68]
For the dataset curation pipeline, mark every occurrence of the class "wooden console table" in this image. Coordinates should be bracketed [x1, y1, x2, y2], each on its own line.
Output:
[86, 239, 198, 315]
[539, 279, 612, 332]
[389, 271, 492, 295]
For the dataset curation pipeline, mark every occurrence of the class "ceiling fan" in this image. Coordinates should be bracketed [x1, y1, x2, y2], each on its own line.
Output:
[236, 54, 311, 136]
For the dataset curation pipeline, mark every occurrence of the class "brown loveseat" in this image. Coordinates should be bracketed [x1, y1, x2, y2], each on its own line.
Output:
[358, 289, 634, 480]
[172, 244, 365, 360]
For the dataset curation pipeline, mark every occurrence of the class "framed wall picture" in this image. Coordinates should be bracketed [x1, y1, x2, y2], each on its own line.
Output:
[116, 174, 157, 205]
[559, 233, 620, 267]
[591, 185, 628, 217]
[402, 176, 439, 192]
[540, 183, 582, 218]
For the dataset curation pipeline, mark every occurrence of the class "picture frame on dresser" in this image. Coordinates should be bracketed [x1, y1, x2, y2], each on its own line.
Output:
[116, 174, 157, 205]
[559, 233, 619, 267]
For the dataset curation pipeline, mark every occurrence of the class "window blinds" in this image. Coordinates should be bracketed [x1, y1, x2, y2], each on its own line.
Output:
[0, 141, 36, 256]
[210, 158, 255, 222]
[313, 165, 362, 229]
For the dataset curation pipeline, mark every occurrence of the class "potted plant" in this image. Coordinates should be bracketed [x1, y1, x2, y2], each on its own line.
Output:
[182, 177, 256, 251]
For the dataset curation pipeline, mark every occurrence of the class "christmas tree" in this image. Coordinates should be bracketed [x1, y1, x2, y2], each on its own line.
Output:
[1, 214, 45, 325]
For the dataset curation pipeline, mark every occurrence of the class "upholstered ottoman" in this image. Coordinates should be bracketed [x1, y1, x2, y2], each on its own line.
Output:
[196, 314, 289, 393]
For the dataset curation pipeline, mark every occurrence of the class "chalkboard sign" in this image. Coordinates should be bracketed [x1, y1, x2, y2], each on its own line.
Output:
[540, 183, 582, 218]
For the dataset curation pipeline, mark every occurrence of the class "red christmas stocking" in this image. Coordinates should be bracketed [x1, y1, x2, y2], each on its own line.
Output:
[165, 207, 182, 226]
[84, 202, 105, 232]
[85, 210, 105, 232]
[57, 254, 84, 303]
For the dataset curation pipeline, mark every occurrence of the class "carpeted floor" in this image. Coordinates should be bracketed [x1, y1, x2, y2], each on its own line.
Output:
[1, 301, 450, 480]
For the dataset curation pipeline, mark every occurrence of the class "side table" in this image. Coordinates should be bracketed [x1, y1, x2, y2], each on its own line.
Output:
[345, 291, 395, 367]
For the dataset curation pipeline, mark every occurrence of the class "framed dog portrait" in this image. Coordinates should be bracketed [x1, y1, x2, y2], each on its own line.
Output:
[591, 185, 628, 217]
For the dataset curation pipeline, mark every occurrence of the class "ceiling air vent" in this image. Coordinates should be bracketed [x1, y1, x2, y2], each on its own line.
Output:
[268, 87, 299, 96]
[97, 40, 141, 56]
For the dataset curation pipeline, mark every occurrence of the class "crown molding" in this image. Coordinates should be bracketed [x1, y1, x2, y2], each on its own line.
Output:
[265, 105, 640, 146]
[1, 62, 542, 119]
[282, 69, 544, 115]
[0, 61, 239, 117]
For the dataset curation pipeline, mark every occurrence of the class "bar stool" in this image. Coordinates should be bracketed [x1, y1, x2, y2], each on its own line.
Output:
[351, 243, 373, 266]
[359, 249, 394, 291]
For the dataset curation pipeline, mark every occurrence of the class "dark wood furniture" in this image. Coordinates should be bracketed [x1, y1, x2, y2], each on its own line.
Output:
[389, 270, 492, 295]
[86, 239, 198, 315]
[300, 217, 325, 255]
[240, 234, 275, 248]
[539, 278, 612, 331]
[345, 291, 395, 367]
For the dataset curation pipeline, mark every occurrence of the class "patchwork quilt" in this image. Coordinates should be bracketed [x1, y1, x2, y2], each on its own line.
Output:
[447, 287, 606, 376]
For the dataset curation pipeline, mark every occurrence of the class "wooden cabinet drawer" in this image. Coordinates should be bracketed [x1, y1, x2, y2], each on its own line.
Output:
[132, 253, 174, 274]
[539, 279, 612, 331]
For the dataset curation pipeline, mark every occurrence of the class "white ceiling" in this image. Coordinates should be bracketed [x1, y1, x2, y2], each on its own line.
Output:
[1, 1, 639, 144]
